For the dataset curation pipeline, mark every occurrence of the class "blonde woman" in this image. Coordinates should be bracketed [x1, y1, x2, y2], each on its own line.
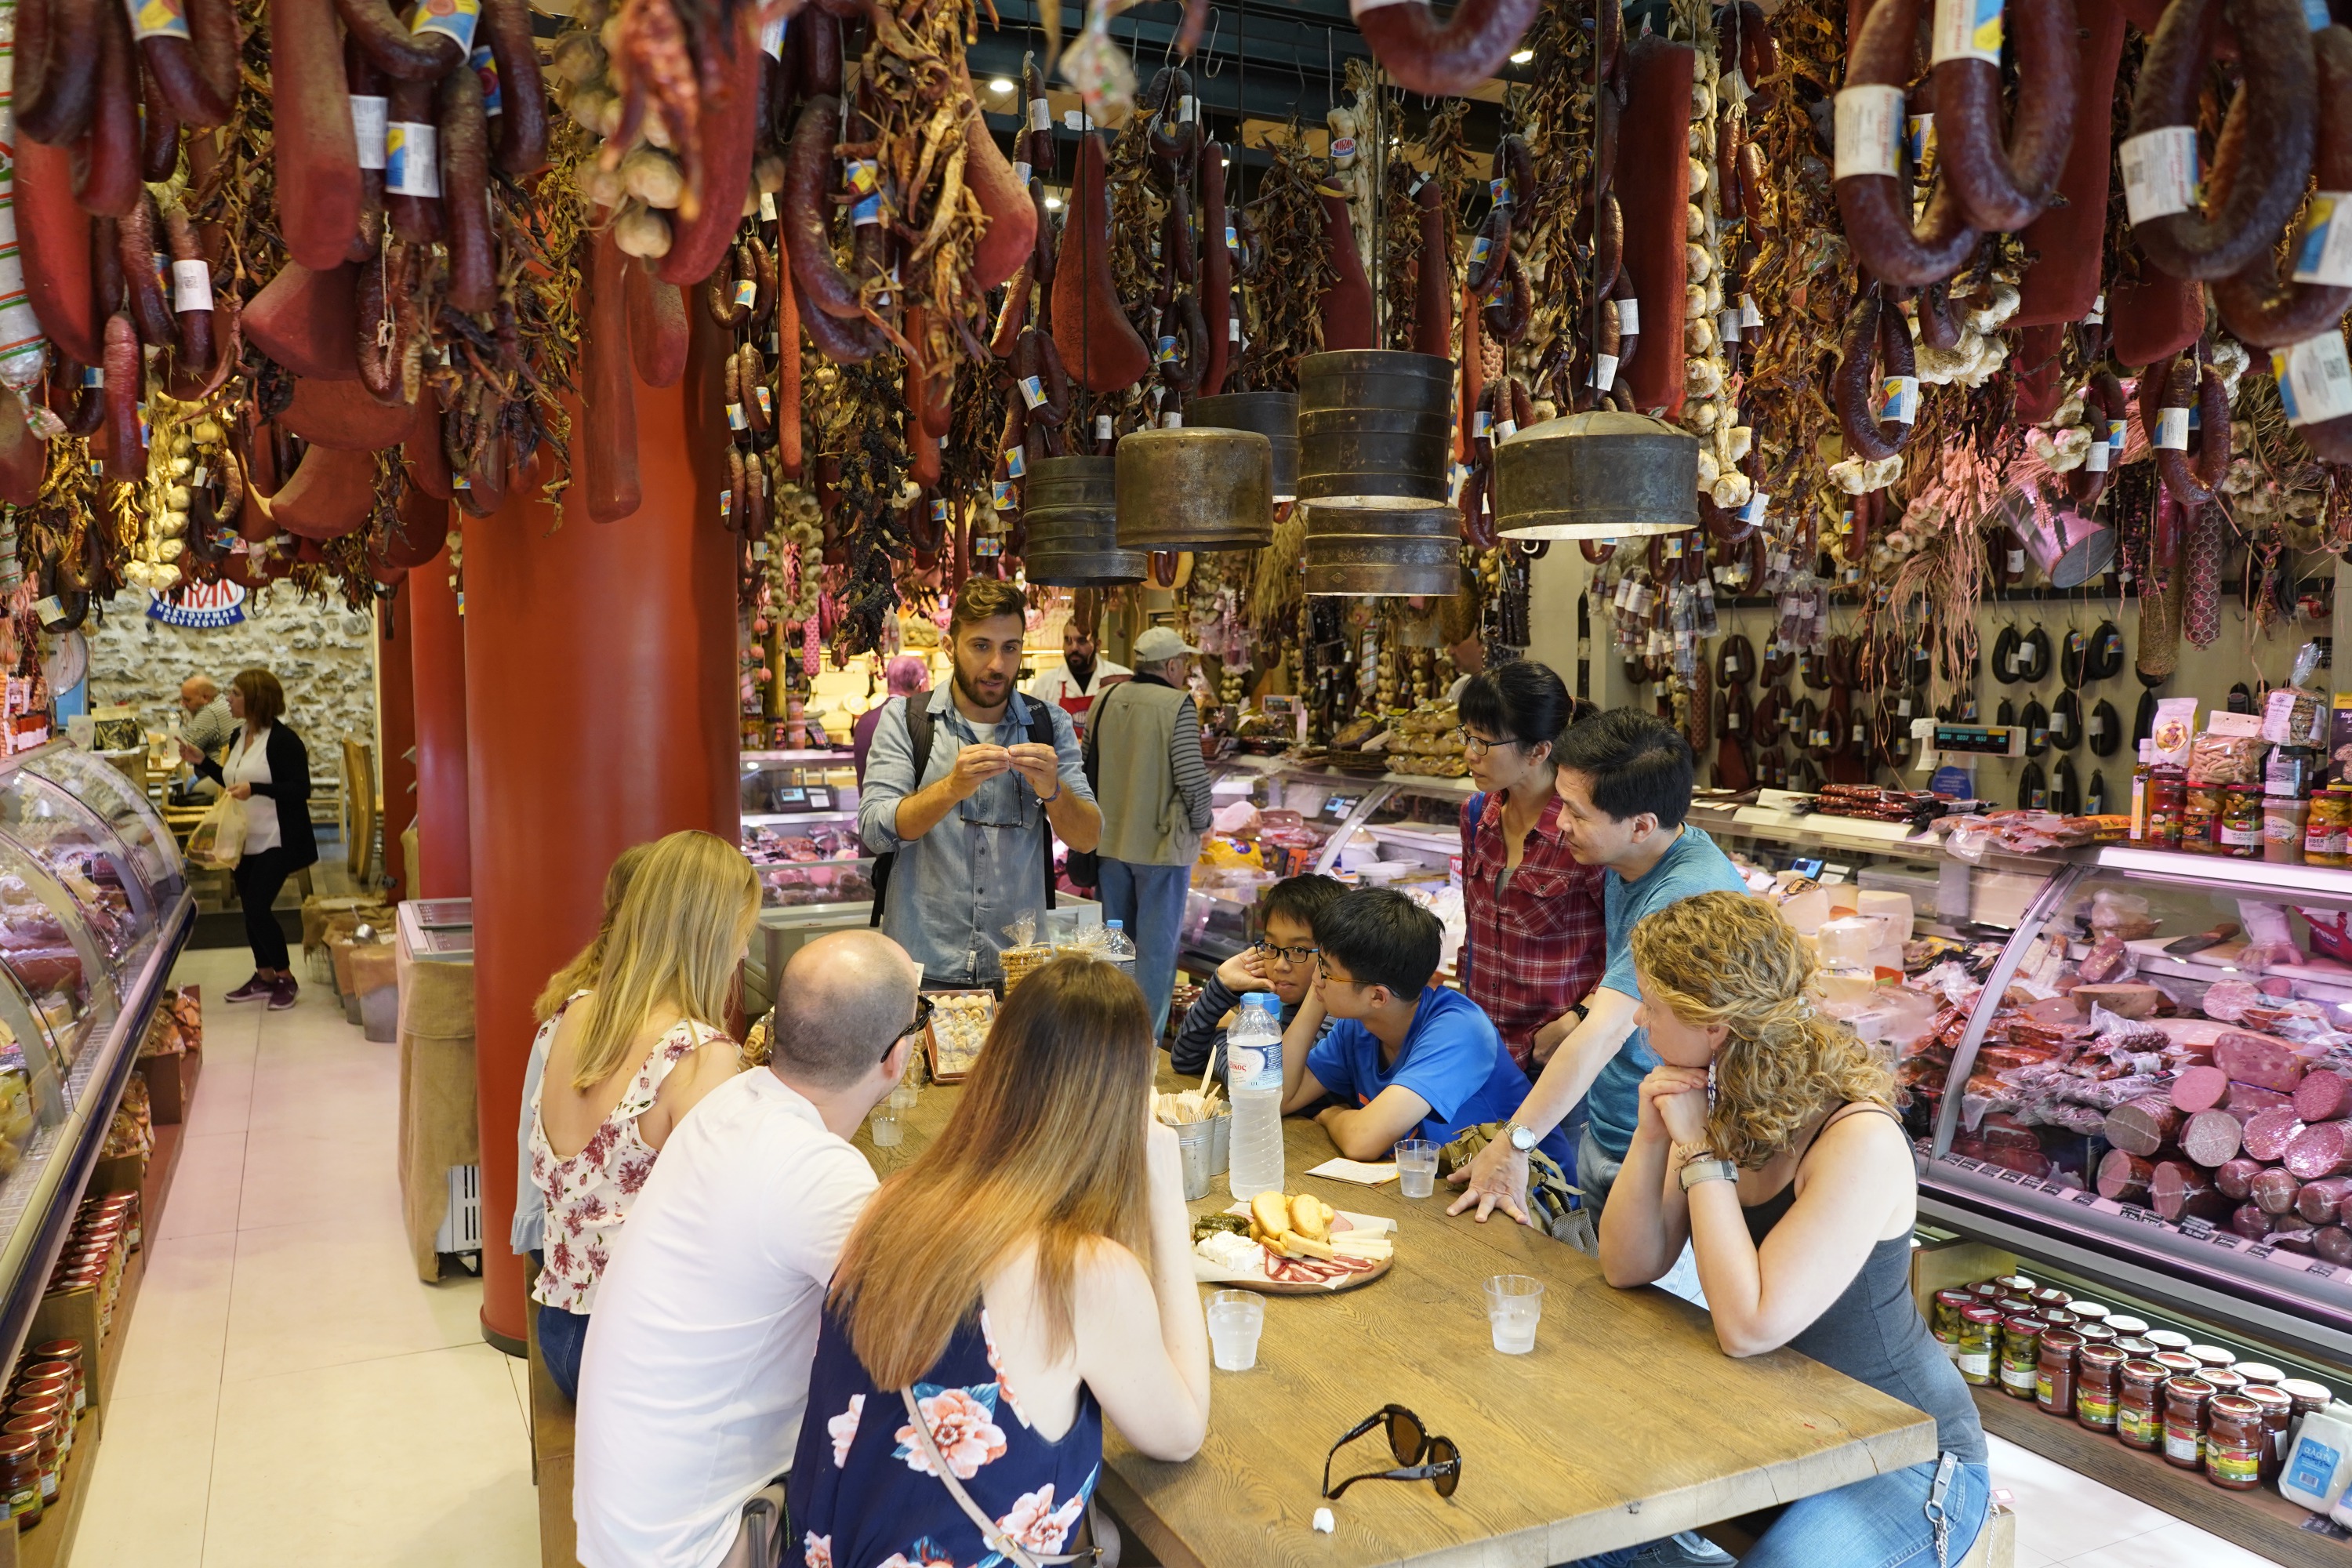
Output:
[1577, 891, 1985, 1568]
[528, 830, 758, 1401]
[513, 844, 653, 1265]
[789, 956, 1208, 1568]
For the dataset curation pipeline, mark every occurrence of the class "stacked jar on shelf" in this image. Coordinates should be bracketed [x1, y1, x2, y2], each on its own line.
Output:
[0, 1334, 84, 1528]
[46, 1192, 140, 1342]
[2125, 698, 2352, 866]
[1932, 1272, 2326, 1496]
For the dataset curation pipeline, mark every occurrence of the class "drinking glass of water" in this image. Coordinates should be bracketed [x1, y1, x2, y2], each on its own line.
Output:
[1394, 1139, 1439, 1199]
[1206, 1290, 1265, 1372]
[1484, 1275, 1544, 1355]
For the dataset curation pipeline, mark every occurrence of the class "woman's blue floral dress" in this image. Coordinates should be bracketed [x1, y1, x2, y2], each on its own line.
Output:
[788, 1302, 1102, 1568]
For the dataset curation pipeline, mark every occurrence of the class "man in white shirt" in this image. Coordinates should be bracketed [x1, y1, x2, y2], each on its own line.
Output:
[572, 929, 920, 1568]
[1025, 617, 1129, 734]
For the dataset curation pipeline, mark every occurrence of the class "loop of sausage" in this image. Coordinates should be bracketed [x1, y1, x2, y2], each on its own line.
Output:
[76, 1, 143, 218]
[1935, 0, 2080, 233]
[1832, 287, 1915, 461]
[1833, 0, 1980, 285]
[2214, 23, 2352, 346]
[782, 95, 866, 321]
[439, 63, 496, 314]
[793, 275, 881, 364]
[333, 0, 464, 82]
[161, 205, 214, 381]
[118, 196, 182, 349]
[16, 0, 100, 145]
[140, 64, 184, 182]
[482, 0, 547, 175]
[708, 241, 756, 328]
[742, 343, 776, 434]
[1481, 251, 1532, 346]
[2153, 351, 2230, 510]
[2129, 0, 2318, 281]
[102, 311, 143, 481]
[48, 358, 106, 437]
[1349, 0, 1544, 98]
[2071, 369, 2128, 506]
[386, 78, 444, 244]
[141, 0, 238, 127]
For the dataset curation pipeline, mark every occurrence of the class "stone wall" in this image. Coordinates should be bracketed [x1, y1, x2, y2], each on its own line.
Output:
[81, 588, 381, 768]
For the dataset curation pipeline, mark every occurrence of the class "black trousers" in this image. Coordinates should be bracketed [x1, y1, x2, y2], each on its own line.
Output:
[234, 846, 295, 971]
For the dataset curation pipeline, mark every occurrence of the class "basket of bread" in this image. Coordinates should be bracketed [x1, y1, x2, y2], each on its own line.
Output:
[1190, 1191, 1396, 1293]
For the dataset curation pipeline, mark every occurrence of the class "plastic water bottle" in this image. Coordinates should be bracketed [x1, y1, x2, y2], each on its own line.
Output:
[1102, 919, 1137, 982]
[1225, 993, 1287, 1201]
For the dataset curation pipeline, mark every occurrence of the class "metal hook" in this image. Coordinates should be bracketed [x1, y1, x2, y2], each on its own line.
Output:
[1199, 9, 1223, 75]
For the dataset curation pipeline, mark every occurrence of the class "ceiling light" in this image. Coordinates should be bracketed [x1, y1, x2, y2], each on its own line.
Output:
[1509, 48, 1534, 64]
[989, 77, 1014, 93]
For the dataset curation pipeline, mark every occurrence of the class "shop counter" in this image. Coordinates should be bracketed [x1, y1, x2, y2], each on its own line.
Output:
[852, 1069, 1934, 1567]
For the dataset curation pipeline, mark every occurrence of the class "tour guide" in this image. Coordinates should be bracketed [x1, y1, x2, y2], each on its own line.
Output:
[857, 578, 1102, 987]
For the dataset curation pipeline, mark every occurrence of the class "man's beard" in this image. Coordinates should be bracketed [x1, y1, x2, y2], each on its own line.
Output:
[1065, 654, 1096, 688]
[955, 661, 1010, 708]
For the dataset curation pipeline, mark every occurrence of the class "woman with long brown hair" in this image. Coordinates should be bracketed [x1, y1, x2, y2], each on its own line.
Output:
[1575, 891, 1986, 1568]
[528, 829, 757, 1402]
[789, 955, 1208, 1567]
[186, 667, 314, 1010]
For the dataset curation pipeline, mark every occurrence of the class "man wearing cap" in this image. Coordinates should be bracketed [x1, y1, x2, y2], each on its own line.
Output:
[1087, 625, 1214, 1038]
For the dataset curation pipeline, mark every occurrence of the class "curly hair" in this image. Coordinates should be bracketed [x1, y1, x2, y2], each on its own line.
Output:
[1629, 891, 1894, 1169]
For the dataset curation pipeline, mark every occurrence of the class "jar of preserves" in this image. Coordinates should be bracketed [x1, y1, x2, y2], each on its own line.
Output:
[2037, 1329, 2084, 1417]
[2077, 1344, 2125, 1432]
[2147, 771, 2187, 848]
[2001, 1318, 2045, 1399]
[27, 1344, 81, 1418]
[2042, 1309, 2081, 1331]
[2144, 1329, 2192, 1354]
[0, 1434, 38, 1526]
[2220, 789, 2263, 857]
[1932, 1289, 1973, 1352]
[1995, 1297, 2034, 1319]
[1958, 1307, 2002, 1386]
[2245, 1383, 2295, 1486]
[2151, 1350, 2201, 1381]
[2030, 1287, 2071, 1312]
[2187, 1344, 2237, 1370]
[1, 1418, 53, 1504]
[2234, 1362, 2285, 1387]
[1991, 1274, 2036, 1297]
[2100, 1312, 2143, 1335]
[1969, 1282, 2003, 1304]
[2075, 1323, 2119, 1349]
[2266, 795, 2309, 863]
[2164, 1377, 2214, 1469]
[2206, 1394, 2266, 1490]
[2311, 788, 2352, 866]
[6, 1400, 63, 1459]
[2118, 1360, 2168, 1449]
[2282, 1378, 2334, 1420]
[2113, 1337, 2156, 1358]
[2203, 1369, 2246, 1399]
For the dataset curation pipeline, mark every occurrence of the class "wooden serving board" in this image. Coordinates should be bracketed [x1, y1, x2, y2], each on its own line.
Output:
[1214, 1251, 1392, 1296]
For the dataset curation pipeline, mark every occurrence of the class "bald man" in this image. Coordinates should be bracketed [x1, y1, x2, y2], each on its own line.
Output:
[574, 929, 920, 1568]
[176, 678, 231, 800]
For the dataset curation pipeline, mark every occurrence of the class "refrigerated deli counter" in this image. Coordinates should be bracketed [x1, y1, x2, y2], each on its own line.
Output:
[0, 743, 192, 1381]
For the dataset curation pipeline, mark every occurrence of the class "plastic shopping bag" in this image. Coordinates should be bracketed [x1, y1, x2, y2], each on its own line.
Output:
[186, 792, 246, 870]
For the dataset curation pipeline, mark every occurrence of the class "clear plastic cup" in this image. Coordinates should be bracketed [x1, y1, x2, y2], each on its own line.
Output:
[1485, 1274, 1544, 1355]
[1395, 1138, 1439, 1199]
[870, 1107, 904, 1146]
[1206, 1289, 1265, 1372]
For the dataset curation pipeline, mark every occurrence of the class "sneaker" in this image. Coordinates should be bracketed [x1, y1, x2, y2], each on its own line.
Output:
[1627, 1534, 1737, 1568]
[266, 977, 299, 1011]
[226, 974, 273, 1004]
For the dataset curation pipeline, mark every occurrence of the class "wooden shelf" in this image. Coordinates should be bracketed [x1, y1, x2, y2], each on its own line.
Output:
[1972, 1385, 2352, 1567]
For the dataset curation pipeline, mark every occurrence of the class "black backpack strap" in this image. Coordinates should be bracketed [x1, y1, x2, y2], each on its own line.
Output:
[869, 699, 937, 927]
[1024, 699, 1057, 911]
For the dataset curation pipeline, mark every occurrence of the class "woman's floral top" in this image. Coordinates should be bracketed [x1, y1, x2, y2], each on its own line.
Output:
[527, 1016, 722, 1313]
[789, 1303, 1102, 1568]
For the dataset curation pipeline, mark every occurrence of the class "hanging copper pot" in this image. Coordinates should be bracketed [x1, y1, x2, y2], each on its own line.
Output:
[1492, 409, 1699, 539]
[1186, 390, 1301, 502]
[1301, 503, 1461, 597]
[1021, 456, 1144, 586]
[1296, 349, 1454, 510]
[1113, 426, 1274, 552]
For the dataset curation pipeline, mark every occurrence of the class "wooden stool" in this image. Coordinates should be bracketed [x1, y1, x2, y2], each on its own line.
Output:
[526, 1307, 582, 1568]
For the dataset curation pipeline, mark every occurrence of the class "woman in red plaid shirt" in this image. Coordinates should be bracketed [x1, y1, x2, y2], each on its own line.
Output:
[1456, 662, 1608, 1074]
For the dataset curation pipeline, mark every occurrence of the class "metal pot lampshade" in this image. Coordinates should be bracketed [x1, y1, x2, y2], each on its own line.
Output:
[1113, 426, 1275, 552]
[1185, 391, 1300, 502]
[2017, 503, 2114, 589]
[1493, 409, 1700, 539]
[1296, 350, 1454, 510]
[1020, 457, 1145, 586]
[1302, 504, 1461, 596]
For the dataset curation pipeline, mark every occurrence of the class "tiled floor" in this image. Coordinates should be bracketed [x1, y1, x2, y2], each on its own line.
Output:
[71, 946, 539, 1568]
[62, 952, 2290, 1567]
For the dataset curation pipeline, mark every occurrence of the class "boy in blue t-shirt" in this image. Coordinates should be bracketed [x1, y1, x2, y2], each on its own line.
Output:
[1276, 887, 1573, 1167]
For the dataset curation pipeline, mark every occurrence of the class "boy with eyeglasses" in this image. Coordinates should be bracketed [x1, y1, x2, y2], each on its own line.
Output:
[1277, 887, 1575, 1167]
[1171, 873, 1345, 1079]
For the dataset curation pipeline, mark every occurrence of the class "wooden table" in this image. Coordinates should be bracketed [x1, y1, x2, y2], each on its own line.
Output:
[855, 1073, 1935, 1568]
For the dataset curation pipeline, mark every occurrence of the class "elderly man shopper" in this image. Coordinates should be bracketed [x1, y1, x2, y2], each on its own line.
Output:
[572, 928, 920, 1568]
[1087, 624, 1212, 1037]
[858, 577, 1102, 987]
[176, 677, 230, 800]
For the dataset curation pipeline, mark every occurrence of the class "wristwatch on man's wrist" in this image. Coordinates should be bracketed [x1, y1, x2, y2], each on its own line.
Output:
[1501, 1120, 1539, 1154]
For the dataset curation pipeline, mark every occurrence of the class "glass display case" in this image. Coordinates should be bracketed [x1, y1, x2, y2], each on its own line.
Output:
[0, 743, 192, 1381]
[739, 749, 873, 911]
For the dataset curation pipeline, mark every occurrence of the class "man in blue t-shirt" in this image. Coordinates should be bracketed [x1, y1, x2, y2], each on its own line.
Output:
[1276, 887, 1573, 1167]
[1449, 706, 1748, 1228]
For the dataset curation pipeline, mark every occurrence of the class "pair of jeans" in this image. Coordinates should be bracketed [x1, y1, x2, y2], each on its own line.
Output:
[1560, 1457, 1989, 1568]
[1577, 1123, 1708, 1308]
[232, 845, 294, 972]
[1096, 858, 1193, 1040]
[538, 1301, 591, 1404]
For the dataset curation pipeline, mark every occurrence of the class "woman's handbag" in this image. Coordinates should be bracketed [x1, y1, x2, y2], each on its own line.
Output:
[186, 793, 247, 871]
[898, 1388, 1120, 1568]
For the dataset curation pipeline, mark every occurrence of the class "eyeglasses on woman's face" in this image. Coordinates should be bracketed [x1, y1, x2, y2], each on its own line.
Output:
[1252, 939, 1320, 967]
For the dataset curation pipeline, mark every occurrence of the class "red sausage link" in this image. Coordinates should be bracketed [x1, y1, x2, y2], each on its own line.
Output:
[1199, 145, 1232, 394]
[354, 249, 402, 401]
[2129, 0, 2318, 281]
[48, 357, 104, 436]
[782, 94, 866, 320]
[1833, 287, 1915, 460]
[77, 0, 142, 217]
[481, 0, 547, 175]
[333, 0, 463, 81]
[117, 196, 179, 349]
[626, 260, 690, 388]
[101, 311, 142, 481]
[140, 0, 237, 127]
[162, 206, 215, 379]
[345, 33, 388, 263]
[1349, 0, 1543, 98]
[140, 63, 184, 183]
[385, 78, 442, 244]
[1935, 0, 2079, 232]
[1317, 187, 1375, 350]
[15, 0, 99, 145]
[2214, 23, 2352, 345]
[1413, 174, 1453, 360]
[655, 14, 760, 287]
[793, 275, 880, 364]
[582, 231, 642, 523]
[438, 63, 495, 314]
[14, 140, 103, 364]
[275, 0, 364, 270]
[1834, 0, 1980, 285]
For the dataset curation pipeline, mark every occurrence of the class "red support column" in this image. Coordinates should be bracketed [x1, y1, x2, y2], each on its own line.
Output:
[376, 590, 416, 901]
[464, 321, 739, 1348]
[408, 538, 472, 898]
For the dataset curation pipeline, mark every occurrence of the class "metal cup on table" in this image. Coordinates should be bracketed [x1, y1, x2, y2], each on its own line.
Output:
[1206, 1289, 1265, 1372]
[1208, 1105, 1231, 1175]
[1394, 1138, 1439, 1199]
[1484, 1275, 1544, 1355]
[1173, 1117, 1218, 1201]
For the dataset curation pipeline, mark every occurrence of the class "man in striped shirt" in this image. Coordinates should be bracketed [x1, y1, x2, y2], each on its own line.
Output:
[1087, 626, 1214, 1038]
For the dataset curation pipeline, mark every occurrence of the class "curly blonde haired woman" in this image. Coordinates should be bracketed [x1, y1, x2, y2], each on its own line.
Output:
[1576, 891, 1987, 1568]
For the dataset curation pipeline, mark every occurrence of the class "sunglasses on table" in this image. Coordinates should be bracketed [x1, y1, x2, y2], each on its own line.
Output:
[1322, 1404, 1461, 1501]
[884, 995, 935, 1060]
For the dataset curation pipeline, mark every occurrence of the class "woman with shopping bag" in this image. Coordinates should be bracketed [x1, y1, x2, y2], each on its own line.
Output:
[183, 668, 317, 1010]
